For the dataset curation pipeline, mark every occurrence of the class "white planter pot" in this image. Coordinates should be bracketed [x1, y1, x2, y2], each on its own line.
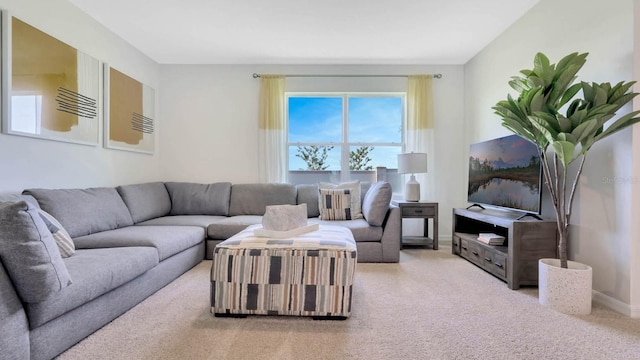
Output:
[538, 258, 592, 315]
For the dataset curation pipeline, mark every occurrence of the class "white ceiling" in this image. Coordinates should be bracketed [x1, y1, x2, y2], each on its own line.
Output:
[67, 0, 539, 65]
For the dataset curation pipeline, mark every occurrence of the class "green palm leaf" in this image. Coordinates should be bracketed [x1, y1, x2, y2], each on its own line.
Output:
[493, 52, 639, 268]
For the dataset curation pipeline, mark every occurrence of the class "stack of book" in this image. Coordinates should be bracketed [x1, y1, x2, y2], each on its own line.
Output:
[477, 233, 505, 245]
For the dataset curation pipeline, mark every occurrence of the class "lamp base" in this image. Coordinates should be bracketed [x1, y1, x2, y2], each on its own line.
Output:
[405, 175, 421, 202]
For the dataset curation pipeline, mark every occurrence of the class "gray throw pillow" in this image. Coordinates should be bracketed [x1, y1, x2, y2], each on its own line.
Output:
[165, 182, 231, 216]
[362, 181, 392, 226]
[0, 201, 72, 303]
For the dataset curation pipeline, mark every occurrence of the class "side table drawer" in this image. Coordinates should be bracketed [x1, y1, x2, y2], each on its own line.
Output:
[402, 206, 435, 217]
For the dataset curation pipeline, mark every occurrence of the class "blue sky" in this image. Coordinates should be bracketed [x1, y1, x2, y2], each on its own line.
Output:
[288, 96, 402, 170]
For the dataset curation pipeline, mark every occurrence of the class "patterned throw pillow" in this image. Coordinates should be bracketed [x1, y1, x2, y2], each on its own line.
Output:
[318, 188, 353, 220]
[318, 180, 363, 219]
[38, 209, 75, 258]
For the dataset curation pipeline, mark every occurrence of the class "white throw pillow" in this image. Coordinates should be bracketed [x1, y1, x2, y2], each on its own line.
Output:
[318, 180, 363, 219]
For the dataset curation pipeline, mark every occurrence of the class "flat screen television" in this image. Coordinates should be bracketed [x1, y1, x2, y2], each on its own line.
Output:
[467, 134, 543, 216]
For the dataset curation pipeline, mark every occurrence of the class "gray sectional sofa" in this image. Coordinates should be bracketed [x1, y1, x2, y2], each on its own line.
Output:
[0, 180, 399, 360]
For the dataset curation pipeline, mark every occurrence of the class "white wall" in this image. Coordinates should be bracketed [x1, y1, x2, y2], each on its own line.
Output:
[0, 0, 161, 193]
[632, 0, 640, 316]
[159, 64, 466, 239]
[465, 0, 637, 313]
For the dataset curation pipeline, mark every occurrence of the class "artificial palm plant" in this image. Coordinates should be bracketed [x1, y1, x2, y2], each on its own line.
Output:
[493, 52, 640, 269]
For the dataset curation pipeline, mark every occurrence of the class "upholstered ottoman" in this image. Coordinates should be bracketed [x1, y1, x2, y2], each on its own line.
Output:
[211, 224, 357, 319]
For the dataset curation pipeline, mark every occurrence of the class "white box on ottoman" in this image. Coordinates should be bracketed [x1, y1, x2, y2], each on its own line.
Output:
[210, 224, 357, 319]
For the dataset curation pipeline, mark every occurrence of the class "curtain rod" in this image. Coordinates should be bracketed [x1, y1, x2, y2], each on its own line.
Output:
[252, 73, 442, 79]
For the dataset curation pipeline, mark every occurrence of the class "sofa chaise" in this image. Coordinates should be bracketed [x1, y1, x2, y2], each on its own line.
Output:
[0, 180, 399, 359]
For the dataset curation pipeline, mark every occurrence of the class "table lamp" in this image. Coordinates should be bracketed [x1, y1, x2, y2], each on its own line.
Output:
[397, 152, 427, 202]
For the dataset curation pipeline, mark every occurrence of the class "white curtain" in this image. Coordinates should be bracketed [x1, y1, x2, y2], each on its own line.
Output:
[258, 75, 286, 183]
[406, 75, 435, 200]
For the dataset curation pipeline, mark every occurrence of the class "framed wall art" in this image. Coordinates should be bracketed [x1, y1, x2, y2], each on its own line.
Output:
[104, 64, 155, 154]
[1, 13, 100, 145]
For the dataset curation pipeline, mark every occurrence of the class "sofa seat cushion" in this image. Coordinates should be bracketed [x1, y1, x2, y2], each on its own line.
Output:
[207, 215, 263, 239]
[25, 247, 158, 328]
[23, 187, 134, 238]
[308, 218, 383, 242]
[136, 215, 226, 230]
[73, 226, 205, 261]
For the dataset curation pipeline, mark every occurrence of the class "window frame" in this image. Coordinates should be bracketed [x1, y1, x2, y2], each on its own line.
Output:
[286, 92, 406, 182]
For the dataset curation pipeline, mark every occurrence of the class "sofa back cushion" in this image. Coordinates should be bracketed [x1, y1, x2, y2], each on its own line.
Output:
[228, 183, 297, 216]
[0, 201, 72, 303]
[165, 182, 231, 216]
[117, 182, 172, 223]
[362, 181, 392, 226]
[23, 187, 134, 238]
[296, 184, 320, 217]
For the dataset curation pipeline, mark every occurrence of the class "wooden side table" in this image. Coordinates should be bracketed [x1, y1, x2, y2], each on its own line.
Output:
[393, 201, 439, 250]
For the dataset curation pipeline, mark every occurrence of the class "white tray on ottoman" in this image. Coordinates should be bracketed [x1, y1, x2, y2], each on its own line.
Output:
[210, 224, 357, 319]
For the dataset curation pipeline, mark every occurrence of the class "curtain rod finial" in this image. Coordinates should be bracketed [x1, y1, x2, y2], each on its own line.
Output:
[252, 73, 261, 78]
[434, 73, 442, 79]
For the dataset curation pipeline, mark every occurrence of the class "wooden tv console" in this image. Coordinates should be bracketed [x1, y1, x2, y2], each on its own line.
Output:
[452, 207, 558, 289]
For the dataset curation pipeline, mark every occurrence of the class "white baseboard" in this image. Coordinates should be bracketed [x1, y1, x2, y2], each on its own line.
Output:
[592, 290, 640, 318]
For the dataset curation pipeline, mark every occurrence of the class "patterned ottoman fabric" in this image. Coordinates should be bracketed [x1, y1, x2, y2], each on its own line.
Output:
[211, 224, 357, 318]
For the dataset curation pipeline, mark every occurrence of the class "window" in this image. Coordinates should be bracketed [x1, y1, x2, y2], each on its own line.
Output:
[287, 93, 404, 187]
[11, 94, 43, 134]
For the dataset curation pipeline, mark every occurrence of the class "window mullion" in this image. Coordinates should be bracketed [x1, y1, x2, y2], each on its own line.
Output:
[341, 95, 350, 182]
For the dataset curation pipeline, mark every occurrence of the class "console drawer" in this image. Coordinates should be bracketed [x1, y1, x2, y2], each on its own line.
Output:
[480, 248, 507, 278]
[460, 238, 469, 258]
[466, 241, 483, 266]
[490, 252, 507, 278]
[452, 235, 461, 255]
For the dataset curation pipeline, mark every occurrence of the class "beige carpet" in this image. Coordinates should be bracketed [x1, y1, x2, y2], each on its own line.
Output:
[58, 247, 640, 360]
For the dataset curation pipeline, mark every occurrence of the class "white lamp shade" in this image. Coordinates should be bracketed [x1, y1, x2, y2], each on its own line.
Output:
[397, 153, 427, 174]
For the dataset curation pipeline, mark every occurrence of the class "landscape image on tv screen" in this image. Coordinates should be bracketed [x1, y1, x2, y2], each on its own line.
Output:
[467, 134, 542, 214]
